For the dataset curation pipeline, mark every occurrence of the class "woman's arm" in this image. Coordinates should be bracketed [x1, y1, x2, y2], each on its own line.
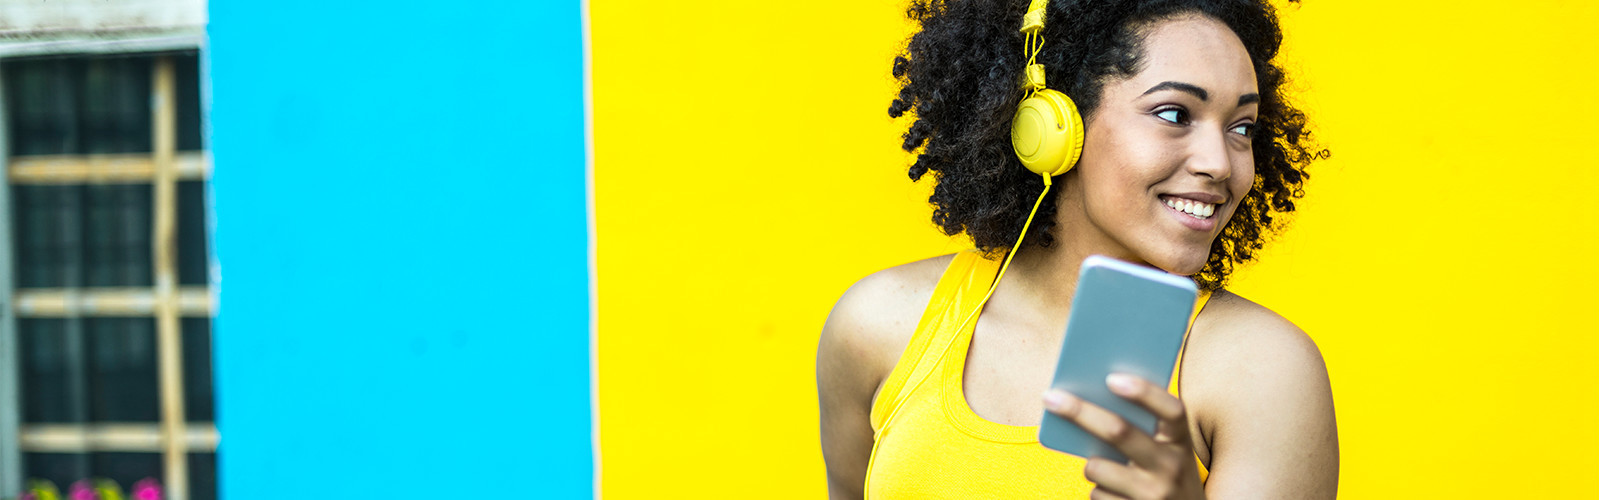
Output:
[816, 256, 951, 499]
[1188, 292, 1340, 499]
[1040, 291, 1338, 500]
[817, 293, 880, 499]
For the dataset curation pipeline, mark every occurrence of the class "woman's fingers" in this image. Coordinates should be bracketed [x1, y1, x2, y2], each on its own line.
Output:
[1043, 373, 1194, 473]
[1105, 373, 1192, 446]
[1046, 376, 1203, 499]
[1043, 389, 1160, 464]
[1089, 487, 1133, 500]
[1085, 457, 1154, 499]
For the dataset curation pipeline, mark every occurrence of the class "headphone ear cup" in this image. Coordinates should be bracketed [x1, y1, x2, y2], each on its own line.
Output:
[1011, 89, 1085, 177]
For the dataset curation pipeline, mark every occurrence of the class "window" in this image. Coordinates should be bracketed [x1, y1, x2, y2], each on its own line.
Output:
[4, 51, 216, 500]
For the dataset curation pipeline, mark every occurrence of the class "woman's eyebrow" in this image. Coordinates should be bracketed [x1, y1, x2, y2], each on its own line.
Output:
[1142, 81, 1208, 101]
[1142, 81, 1261, 108]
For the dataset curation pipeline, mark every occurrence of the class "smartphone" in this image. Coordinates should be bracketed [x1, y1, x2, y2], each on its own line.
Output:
[1038, 255, 1198, 463]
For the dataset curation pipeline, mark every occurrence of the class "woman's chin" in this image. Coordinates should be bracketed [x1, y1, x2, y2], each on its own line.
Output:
[1149, 253, 1209, 278]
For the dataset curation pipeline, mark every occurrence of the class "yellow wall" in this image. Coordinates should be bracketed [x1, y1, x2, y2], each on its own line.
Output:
[592, 1, 1597, 497]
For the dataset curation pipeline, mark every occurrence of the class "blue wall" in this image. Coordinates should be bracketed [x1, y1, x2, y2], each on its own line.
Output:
[207, 1, 591, 497]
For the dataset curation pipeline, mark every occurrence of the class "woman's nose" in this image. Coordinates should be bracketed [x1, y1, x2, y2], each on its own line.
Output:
[1185, 128, 1233, 180]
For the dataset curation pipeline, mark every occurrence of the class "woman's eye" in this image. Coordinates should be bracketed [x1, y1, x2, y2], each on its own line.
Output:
[1155, 108, 1187, 124]
[1230, 123, 1256, 137]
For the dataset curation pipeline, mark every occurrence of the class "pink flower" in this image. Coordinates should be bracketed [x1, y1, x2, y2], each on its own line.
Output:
[132, 479, 162, 500]
[68, 480, 95, 500]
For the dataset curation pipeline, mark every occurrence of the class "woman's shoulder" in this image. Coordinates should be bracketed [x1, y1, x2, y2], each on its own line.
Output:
[1183, 289, 1336, 462]
[816, 254, 961, 494]
[1189, 289, 1326, 374]
[818, 253, 958, 382]
[1194, 289, 1313, 342]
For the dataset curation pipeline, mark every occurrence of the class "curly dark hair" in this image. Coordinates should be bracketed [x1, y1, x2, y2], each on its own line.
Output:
[889, 0, 1328, 290]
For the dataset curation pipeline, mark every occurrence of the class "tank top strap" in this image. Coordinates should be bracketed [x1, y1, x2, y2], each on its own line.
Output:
[870, 251, 1002, 432]
[1171, 289, 1214, 482]
[1168, 290, 1214, 395]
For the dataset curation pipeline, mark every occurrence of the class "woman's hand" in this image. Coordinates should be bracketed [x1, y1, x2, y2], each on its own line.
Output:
[1043, 373, 1206, 500]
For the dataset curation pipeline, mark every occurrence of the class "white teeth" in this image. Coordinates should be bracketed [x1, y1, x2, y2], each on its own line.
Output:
[1164, 197, 1216, 219]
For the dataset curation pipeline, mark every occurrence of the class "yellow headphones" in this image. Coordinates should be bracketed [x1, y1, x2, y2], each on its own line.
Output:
[1012, 0, 1085, 178]
[863, 2, 1086, 488]
[963, 0, 1082, 322]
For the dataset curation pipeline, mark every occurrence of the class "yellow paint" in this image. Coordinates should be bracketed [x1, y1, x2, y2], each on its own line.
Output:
[592, 1, 1598, 498]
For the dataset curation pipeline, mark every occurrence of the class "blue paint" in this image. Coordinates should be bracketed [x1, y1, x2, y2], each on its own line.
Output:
[207, 1, 590, 497]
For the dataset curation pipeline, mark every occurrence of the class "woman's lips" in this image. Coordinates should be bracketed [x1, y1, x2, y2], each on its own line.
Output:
[1159, 194, 1220, 232]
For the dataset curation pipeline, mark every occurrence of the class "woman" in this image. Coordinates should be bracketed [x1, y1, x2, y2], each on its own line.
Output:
[816, 0, 1338, 498]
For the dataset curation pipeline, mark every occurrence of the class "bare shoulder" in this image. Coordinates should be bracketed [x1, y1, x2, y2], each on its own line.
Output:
[1187, 289, 1326, 376]
[817, 253, 956, 383]
[1184, 289, 1339, 497]
[816, 253, 957, 498]
[1185, 289, 1331, 413]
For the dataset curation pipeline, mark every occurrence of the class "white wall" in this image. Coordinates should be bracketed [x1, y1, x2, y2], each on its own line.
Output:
[0, 0, 205, 37]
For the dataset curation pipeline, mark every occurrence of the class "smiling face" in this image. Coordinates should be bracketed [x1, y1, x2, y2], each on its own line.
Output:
[1057, 14, 1259, 276]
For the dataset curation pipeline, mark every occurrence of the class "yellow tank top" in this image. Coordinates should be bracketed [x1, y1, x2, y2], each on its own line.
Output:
[865, 251, 1212, 497]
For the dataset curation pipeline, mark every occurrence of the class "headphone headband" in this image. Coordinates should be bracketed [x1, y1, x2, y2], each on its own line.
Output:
[1011, 0, 1084, 178]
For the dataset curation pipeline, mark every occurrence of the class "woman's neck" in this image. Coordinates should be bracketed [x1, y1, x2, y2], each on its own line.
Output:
[995, 178, 1145, 321]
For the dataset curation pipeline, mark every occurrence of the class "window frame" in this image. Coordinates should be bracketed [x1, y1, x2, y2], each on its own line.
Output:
[0, 34, 213, 500]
